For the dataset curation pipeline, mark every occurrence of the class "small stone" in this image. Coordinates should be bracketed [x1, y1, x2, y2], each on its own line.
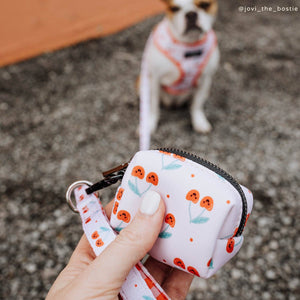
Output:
[258, 217, 270, 228]
[266, 252, 276, 262]
[266, 269, 276, 280]
[250, 273, 260, 283]
[39, 221, 49, 232]
[224, 62, 233, 72]
[288, 278, 299, 290]
[24, 263, 37, 274]
[54, 209, 62, 218]
[246, 244, 255, 258]
[231, 268, 242, 279]
[56, 216, 68, 226]
[269, 240, 279, 250]
[254, 236, 263, 246]
[262, 292, 271, 300]
[282, 216, 292, 226]
[211, 283, 220, 292]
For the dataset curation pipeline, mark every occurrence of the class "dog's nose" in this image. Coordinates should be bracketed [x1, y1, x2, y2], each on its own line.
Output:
[185, 11, 198, 22]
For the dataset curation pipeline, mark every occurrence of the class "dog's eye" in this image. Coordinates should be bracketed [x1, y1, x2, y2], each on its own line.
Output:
[198, 2, 211, 10]
[169, 5, 181, 13]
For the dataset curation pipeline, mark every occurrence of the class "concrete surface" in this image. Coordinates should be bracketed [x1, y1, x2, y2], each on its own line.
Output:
[0, 0, 299, 299]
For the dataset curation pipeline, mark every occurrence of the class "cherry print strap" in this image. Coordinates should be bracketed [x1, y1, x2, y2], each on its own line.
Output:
[74, 184, 170, 300]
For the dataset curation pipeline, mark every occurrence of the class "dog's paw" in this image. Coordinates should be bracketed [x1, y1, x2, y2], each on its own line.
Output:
[191, 111, 212, 134]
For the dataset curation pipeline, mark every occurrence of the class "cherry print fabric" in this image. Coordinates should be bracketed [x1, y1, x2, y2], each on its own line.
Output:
[74, 184, 170, 300]
[110, 150, 253, 278]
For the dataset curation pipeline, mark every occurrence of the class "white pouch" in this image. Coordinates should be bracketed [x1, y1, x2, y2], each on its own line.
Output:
[109, 149, 253, 278]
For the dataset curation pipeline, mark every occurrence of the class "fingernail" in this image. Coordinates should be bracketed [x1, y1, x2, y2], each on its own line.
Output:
[140, 191, 161, 215]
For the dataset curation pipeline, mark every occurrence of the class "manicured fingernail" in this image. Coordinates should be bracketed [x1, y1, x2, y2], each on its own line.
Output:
[140, 191, 161, 215]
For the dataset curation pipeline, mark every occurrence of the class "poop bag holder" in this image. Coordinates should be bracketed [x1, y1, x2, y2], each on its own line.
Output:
[67, 149, 253, 299]
[109, 149, 253, 278]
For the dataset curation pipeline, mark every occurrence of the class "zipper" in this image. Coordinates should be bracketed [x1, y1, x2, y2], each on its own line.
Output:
[85, 163, 128, 195]
[158, 148, 247, 237]
[85, 148, 247, 237]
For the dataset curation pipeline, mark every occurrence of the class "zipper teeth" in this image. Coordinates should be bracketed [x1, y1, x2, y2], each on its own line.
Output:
[158, 147, 247, 237]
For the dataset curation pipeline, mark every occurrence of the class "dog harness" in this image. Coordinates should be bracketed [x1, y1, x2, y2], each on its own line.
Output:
[139, 21, 218, 150]
[67, 149, 253, 299]
[152, 20, 217, 95]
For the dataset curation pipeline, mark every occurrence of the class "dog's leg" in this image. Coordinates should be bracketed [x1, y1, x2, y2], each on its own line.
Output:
[149, 76, 160, 134]
[191, 76, 213, 133]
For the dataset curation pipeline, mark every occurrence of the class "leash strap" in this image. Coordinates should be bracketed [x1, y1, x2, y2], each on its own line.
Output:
[139, 33, 153, 151]
[74, 184, 169, 300]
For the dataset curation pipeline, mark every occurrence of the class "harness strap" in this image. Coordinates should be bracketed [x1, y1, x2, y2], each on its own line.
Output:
[74, 184, 170, 300]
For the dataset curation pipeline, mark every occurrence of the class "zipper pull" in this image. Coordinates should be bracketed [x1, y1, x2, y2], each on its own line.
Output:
[85, 162, 128, 195]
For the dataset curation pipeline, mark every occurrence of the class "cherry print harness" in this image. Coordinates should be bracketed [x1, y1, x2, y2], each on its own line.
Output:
[67, 149, 253, 299]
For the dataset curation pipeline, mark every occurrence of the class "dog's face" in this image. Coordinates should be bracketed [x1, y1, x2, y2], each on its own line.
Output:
[162, 0, 218, 40]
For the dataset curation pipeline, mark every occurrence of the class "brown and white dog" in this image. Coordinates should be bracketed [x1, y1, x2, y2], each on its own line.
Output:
[140, 0, 219, 139]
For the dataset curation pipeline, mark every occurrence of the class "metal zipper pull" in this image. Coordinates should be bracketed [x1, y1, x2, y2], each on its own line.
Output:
[85, 162, 128, 195]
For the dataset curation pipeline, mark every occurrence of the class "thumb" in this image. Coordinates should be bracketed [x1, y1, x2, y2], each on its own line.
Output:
[83, 191, 165, 292]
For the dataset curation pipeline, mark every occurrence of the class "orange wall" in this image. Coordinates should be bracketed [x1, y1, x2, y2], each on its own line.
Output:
[0, 0, 164, 67]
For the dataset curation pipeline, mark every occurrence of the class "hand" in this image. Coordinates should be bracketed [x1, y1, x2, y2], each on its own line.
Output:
[46, 191, 194, 299]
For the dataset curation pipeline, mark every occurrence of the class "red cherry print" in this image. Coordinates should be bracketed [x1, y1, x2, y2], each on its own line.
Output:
[200, 196, 214, 211]
[146, 172, 159, 186]
[186, 189, 200, 204]
[187, 266, 200, 277]
[113, 201, 119, 215]
[95, 238, 104, 247]
[173, 258, 186, 269]
[165, 213, 176, 228]
[226, 238, 235, 253]
[207, 258, 212, 267]
[157, 294, 169, 300]
[117, 210, 131, 223]
[131, 166, 145, 179]
[116, 188, 124, 201]
[91, 231, 99, 239]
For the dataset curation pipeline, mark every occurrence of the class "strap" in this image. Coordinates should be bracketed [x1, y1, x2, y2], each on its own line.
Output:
[139, 33, 153, 151]
[74, 184, 170, 299]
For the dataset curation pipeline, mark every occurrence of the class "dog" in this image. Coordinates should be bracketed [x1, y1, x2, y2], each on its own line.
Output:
[140, 0, 219, 140]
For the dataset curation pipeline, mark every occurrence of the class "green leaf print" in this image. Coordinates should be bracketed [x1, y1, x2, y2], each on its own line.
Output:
[191, 216, 209, 224]
[158, 231, 172, 238]
[128, 180, 141, 196]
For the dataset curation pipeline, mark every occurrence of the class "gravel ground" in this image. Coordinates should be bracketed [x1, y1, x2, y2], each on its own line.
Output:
[0, 0, 299, 299]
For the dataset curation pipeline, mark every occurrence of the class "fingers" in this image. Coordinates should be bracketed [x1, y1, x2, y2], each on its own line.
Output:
[83, 191, 165, 292]
[144, 256, 172, 285]
[162, 268, 194, 300]
[104, 199, 114, 219]
[144, 257, 194, 299]
[68, 234, 96, 269]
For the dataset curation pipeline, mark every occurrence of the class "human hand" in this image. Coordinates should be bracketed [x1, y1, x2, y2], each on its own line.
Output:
[46, 191, 194, 299]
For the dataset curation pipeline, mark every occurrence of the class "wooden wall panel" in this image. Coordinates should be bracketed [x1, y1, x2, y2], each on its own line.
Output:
[0, 0, 164, 67]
